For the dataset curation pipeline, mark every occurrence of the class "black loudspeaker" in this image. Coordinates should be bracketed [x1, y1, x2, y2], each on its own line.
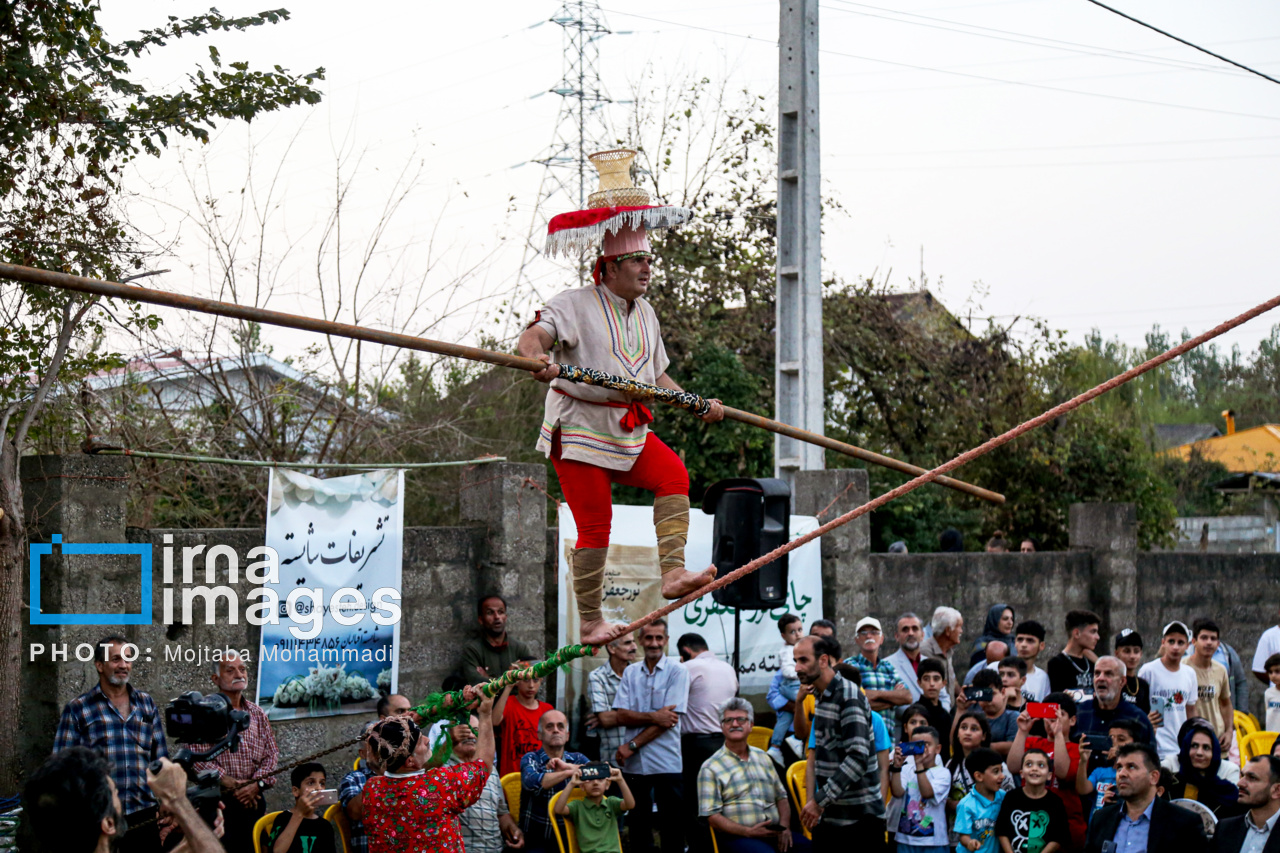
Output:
[701, 478, 790, 610]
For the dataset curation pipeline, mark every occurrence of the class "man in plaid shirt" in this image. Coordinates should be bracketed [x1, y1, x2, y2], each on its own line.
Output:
[191, 651, 278, 853]
[53, 635, 168, 853]
[844, 616, 911, 731]
[795, 634, 886, 850]
[339, 721, 379, 853]
[586, 633, 636, 764]
[698, 696, 810, 852]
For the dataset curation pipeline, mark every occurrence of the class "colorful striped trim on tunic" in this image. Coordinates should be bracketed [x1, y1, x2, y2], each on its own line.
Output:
[594, 288, 651, 377]
[539, 420, 647, 461]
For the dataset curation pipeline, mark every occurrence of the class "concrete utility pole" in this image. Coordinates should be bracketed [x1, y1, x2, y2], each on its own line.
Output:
[775, 0, 825, 485]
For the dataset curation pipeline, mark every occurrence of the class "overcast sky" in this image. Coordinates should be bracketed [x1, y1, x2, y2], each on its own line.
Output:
[103, 1, 1280, 369]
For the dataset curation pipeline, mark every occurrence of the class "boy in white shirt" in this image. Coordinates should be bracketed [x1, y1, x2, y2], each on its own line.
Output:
[888, 725, 950, 848]
[1137, 621, 1200, 759]
[1265, 653, 1280, 732]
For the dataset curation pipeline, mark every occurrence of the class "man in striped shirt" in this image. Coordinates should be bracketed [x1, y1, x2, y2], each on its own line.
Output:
[795, 634, 886, 850]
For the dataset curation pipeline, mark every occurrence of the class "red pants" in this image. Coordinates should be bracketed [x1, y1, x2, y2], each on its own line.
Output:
[551, 430, 689, 549]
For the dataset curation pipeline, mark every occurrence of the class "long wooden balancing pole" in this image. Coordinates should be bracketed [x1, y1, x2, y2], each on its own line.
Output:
[0, 262, 1005, 504]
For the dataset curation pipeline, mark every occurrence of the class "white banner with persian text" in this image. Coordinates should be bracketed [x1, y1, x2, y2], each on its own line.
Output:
[256, 469, 404, 720]
[556, 504, 822, 713]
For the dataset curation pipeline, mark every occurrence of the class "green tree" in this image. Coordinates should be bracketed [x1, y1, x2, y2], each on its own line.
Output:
[0, 4, 321, 786]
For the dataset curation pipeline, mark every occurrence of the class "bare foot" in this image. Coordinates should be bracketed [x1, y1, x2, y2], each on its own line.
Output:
[661, 566, 717, 600]
[581, 618, 621, 646]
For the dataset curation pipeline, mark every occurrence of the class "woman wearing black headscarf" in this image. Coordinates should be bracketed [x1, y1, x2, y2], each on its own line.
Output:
[1161, 718, 1243, 818]
[969, 604, 1016, 668]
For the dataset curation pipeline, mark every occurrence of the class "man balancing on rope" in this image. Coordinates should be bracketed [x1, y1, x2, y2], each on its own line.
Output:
[517, 148, 723, 646]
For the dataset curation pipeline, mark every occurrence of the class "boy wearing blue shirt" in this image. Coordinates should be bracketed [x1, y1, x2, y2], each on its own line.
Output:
[954, 748, 1006, 853]
[1074, 718, 1142, 815]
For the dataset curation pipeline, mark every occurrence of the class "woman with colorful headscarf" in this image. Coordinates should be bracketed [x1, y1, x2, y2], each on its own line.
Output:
[361, 694, 495, 853]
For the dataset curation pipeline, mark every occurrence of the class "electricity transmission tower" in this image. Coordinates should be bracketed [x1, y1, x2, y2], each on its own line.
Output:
[511, 1, 614, 320]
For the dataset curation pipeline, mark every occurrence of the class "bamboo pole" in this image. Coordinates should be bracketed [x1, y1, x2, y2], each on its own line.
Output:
[1, 262, 1005, 504]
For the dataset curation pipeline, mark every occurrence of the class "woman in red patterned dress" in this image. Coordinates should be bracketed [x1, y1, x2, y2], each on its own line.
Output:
[362, 695, 495, 853]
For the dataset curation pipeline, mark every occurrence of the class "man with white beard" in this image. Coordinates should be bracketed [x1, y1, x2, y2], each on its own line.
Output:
[53, 634, 170, 853]
[886, 612, 952, 716]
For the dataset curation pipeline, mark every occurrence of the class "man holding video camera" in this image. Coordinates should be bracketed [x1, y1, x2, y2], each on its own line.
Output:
[52, 635, 170, 853]
[191, 652, 278, 853]
[23, 747, 225, 853]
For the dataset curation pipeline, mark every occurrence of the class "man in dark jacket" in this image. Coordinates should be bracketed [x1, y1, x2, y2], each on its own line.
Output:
[1085, 743, 1208, 853]
[1214, 755, 1280, 853]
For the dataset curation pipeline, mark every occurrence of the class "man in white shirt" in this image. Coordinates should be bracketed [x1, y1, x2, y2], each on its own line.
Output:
[1213, 755, 1280, 853]
[1138, 621, 1202, 759]
[1253, 608, 1280, 687]
[614, 619, 690, 853]
[676, 632, 738, 853]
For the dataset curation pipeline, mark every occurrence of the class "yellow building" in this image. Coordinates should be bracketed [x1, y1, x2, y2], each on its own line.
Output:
[1163, 413, 1280, 474]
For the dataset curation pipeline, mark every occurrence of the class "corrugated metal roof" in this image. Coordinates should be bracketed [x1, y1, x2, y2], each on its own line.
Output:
[1164, 424, 1280, 473]
[1153, 423, 1221, 449]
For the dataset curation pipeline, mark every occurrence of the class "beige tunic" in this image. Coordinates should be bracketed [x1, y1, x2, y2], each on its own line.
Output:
[531, 284, 670, 471]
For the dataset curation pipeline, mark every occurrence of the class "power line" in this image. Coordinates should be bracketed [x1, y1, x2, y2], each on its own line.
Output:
[824, 0, 1247, 77]
[1082, 0, 1280, 86]
[832, 133, 1280, 158]
[600, 8, 1280, 122]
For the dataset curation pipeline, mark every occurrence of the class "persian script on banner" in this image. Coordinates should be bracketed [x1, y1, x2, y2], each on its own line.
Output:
[256, 469, 404, 720]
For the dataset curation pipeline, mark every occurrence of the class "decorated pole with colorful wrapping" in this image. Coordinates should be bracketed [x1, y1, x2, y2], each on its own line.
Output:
[0, 262, 1004, 503]
[409, 644, 598, 726]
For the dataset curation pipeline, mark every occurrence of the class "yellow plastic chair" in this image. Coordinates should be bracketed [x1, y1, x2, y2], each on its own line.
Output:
[549, 787, 623, 852]
[1242, 731, 1279, 762]
[501, 771, 522, 820]
[785, 761, 812, 840]
[1236, 710, 1260, 738]
[1247, 712, 1263, 731]
[353, 757, 361, 771]
[747, 726, 773, 751]
[252, 810, 283, 853]
[324, 803, 352, 853]
[710, 825, 720, 852]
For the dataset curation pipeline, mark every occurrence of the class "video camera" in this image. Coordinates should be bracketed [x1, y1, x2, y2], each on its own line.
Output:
[154, 692, 251, 823]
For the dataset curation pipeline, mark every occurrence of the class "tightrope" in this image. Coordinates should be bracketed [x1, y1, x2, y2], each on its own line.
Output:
[603, 291, 1280, 642]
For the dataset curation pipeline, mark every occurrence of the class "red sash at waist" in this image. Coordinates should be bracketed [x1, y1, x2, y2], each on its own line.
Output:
[555, 387, 653, 431]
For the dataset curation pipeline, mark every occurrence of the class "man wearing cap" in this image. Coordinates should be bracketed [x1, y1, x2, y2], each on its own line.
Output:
[1114, 629, 1151, 712]
[844, 617, 911, 732]
[1137, 621, 1202, 759]
[518, 218, 723, 645]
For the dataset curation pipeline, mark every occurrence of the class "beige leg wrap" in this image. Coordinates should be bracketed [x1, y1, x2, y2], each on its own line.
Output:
[653, 494, 690, 576]
[571, 546, 609, 623]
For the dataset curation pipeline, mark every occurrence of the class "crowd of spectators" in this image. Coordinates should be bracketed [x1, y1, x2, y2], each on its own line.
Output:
[27, 592, 1280, 853]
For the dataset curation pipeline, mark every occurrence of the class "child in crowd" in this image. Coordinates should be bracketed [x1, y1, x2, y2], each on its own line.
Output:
[1074, 718, 1144, 815]
[1008, 693, 1086, 850]
[1010, 621, 1051, 702]
[918, 658, 955, 761]
[954, 748, 1008, 853]
[268, 763, 338, 853]
[995, 748, 1068, 853]
[494, 656, 553, 776]
[1113, 629, 1150, 712]
[997, 658, 1028, 714]
[770, 613, 804, 760]
[1265, 653, 1280, 732]
[889, 726, 951, 850]
[555, 765, 635, 853]
[890, 705, 936, 845]
[947, 712, 1014, 841]
[964, 670, 1019, 753]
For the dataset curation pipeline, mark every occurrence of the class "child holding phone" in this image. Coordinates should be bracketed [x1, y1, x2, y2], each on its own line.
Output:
[888, 727, 950, 849]
[268, 763, 338, 853]
[555, 764, 634, 853]
[1074, 719, 1144, 814]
